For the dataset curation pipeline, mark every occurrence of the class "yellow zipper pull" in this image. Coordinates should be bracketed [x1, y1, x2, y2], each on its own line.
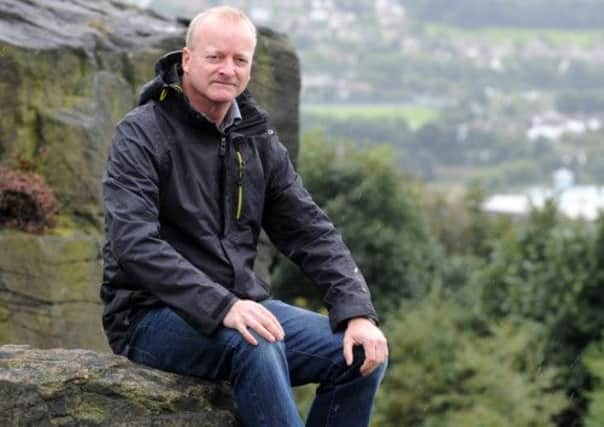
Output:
[159, 88, 168, 101]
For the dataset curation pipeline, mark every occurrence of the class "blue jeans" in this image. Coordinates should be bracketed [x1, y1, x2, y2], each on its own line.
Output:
[124, 299, 386, 427]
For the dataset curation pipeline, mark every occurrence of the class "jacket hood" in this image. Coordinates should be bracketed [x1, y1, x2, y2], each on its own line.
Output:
[138, 50, 183, 106]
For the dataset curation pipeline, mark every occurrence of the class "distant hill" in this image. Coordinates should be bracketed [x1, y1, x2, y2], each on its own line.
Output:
[404, 0, 604, 29]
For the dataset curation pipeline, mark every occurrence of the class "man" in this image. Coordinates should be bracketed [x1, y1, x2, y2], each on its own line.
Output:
[101, 6, 387, 427]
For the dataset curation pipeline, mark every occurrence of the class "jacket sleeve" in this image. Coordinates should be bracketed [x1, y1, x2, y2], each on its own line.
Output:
[261, 131, 378, 331]
[102, 118, 237, 335]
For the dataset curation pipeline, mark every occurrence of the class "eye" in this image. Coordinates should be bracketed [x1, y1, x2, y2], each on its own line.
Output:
[235, 57, 249, 66]
[206, 54, 220, 63]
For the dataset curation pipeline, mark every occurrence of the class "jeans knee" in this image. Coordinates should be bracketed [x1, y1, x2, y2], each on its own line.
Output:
[369, 357, 388, 384]
[332, 346, 388, 386]
[235, 336, 287, 369]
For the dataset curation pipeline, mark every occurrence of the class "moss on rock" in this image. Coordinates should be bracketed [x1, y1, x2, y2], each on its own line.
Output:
[0, 345, 239, 426]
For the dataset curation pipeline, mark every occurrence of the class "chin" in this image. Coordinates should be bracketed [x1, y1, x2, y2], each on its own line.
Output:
[208, 92, 239, 103]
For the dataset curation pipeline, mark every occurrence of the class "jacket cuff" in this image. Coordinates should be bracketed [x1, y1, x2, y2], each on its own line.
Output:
[328, 304, 379, 332]
[193, 293, 239, 336]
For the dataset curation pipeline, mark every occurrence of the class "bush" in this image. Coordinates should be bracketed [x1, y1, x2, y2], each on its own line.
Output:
[0, 166, 58, 233]
[476, 204, 604, 424]
[271, 131, 443, 316]
[373, 291, 567, 427]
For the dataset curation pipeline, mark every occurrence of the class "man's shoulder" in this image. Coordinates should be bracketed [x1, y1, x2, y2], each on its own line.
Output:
[112, 102, 167, 158]
[118, 102, 158, 129]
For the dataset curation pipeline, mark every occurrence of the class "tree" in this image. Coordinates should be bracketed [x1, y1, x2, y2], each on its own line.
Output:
[271, 130, 443, 316]
[478, 205, 604, 424]
[372, 290, 567, 427]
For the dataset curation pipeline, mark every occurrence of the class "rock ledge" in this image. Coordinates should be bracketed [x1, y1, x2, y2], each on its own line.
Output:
[0, 344, 238, 426]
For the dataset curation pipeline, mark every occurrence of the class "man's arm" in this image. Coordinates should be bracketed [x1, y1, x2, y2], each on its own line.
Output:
[261, 131, 387, 373]
[103, 118, 237, 335]
[262, 132, 377, 327]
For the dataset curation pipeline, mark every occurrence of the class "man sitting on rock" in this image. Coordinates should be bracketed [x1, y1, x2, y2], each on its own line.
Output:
[100, 6, 387, 426]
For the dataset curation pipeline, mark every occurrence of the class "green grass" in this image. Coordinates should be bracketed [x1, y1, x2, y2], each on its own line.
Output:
[424, 23, 604, 48]
[302, 104, 439, 130]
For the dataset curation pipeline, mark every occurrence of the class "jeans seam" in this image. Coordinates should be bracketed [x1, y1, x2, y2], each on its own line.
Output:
[324, 384, 337, 427]
[128, 344, 160, 366]
[135, 322, 239, 353]
[289, 349, 345, 369]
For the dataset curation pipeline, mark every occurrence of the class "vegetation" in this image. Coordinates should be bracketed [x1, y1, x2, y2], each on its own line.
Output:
[0, 165, 58, 233]
[277, 130, 604, 426]
[302, 104, 439, 130]
[406, 0, 604, 29]
[374, 293, 567, 427]
[272, 131, 442, 315]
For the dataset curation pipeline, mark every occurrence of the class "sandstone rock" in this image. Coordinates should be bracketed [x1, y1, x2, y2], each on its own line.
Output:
[0, 0, 184, 226]
[249, 27, 301, 164]
[0, 230, 106, 351]
[0, 344, 239, 426]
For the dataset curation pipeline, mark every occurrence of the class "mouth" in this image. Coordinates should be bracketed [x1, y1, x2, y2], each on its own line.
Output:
[213, 81, 237, 87]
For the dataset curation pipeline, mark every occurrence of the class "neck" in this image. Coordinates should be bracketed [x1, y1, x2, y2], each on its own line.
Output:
[182, 78, 231, 125]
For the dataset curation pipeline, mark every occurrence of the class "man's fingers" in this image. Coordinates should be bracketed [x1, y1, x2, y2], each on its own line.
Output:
[247, 318, 279, 343]
[257, 306, 284, 340]
[343, 338, 354, 366]
[361, 339, 390, 376]
[360, 342, 378, 376]
[223, 300, 285, 343]
[238, 325, 258, 346]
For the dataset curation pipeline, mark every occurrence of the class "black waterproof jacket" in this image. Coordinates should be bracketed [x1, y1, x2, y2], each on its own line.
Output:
[101, 51, 378, 354]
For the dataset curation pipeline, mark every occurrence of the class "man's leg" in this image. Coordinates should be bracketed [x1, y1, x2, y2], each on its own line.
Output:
[124, 306, 304, 427]
[264, 300, 387, 427]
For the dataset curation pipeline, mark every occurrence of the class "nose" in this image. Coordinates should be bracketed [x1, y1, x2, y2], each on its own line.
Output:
[219, 58, 236, 77]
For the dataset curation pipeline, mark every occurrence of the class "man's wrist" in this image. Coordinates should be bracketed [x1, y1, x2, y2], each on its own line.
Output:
[348, 316, 377, 326]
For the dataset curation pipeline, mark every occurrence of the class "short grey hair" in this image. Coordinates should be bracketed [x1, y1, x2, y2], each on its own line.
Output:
[185, 6, 257, 50]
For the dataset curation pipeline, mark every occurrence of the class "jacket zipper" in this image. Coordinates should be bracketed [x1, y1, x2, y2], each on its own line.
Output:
[235, 144, 244, 221]
[218, 136, 227, 236]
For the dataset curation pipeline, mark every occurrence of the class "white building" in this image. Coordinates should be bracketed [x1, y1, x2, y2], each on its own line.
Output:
[527, 111, 601, 141]
[482, 169, 604, 221]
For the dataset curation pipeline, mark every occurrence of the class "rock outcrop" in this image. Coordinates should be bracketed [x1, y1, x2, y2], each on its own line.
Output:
[0, 0, 300, 350]
[0, 231, 106, 350]
[0, 344, 239, 426]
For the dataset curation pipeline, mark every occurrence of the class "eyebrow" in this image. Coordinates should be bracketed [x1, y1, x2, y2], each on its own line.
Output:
[202, 48, 252, 58]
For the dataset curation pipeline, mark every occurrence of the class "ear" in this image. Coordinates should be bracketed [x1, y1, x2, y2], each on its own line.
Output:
[182, 47, 191, 74]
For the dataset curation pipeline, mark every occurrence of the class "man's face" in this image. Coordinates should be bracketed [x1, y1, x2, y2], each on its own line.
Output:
[182, 17, 255, 110]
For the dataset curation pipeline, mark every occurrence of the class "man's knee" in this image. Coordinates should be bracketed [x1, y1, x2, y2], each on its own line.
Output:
[234, 333, 287, 368]
[333, 346, 388, 386]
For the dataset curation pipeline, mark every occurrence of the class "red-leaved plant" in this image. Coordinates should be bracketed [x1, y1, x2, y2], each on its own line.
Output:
[0, 165, 59, 233]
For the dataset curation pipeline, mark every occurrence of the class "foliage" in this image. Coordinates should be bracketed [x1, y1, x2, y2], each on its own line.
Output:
[557, 90, 604, 114]
[583, 338, 604, 426]
[423, 182, 500, 257]
[479, 204, 604, 360]
[303, 104, 439, 130]
[372, 290, 567, 427]
[476, 205, 604, 424]
[424, 24, 604, 47]
[0, 165, 58, 233]
[271, 131, 443, 316]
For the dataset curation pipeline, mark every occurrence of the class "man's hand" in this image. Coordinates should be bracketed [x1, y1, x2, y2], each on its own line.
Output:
[223, 300, 285, 346]
[343, 317, 388, 376]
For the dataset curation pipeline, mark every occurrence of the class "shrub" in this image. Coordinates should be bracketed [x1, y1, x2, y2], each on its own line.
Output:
[0, 166, 58, 233]
[373, 292, 567, 427]
[271, 131, 443, 316]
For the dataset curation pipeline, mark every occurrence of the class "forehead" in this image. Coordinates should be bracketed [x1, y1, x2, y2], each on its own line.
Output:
[191, 16, 256, 54]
